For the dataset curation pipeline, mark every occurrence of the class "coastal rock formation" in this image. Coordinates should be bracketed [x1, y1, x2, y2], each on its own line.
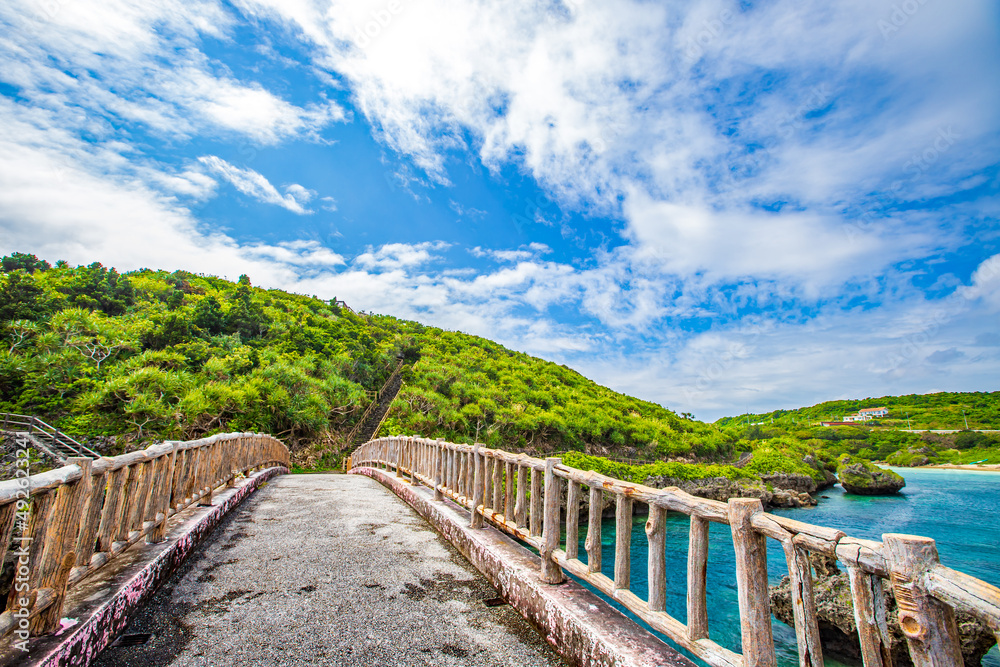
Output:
[837, 456, 905, 495]
[770, 555, 997, 666]
[803, 454, 839, 490]
[644, 475, 816, 508]
[885, 446, 936, 467]
[761, 472, 816, 494]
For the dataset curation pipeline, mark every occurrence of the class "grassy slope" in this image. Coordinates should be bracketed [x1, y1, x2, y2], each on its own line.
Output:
[7, 255, 988, 476]
[715, 391, 1000, 431]
[715, 393, 1000, 466]
[0, 257, 724, 467]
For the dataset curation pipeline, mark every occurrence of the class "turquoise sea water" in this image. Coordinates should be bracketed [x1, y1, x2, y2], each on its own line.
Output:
[571, 468, 1000, 667]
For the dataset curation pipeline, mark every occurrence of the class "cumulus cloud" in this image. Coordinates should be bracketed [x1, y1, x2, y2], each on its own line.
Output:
[0, 0, 345, 145]
[469, 243, 552, 263]
[354, 241, 451, 270]
[198, 156, 315, 214]
[232, 0, 998, 296]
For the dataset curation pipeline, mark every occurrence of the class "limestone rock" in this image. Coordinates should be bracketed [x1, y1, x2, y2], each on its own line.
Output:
[644, 475, 816, 508]
[803, 454, 838, 490]
[837, 456, 905, 495]
[770, 558, 996, 666]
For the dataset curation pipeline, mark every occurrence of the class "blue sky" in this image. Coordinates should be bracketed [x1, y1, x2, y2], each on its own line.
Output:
[1, 0, 998, 420]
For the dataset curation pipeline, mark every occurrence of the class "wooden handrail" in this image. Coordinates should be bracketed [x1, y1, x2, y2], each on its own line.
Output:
[351, 435, 1000, 667]
[0, 431, 288, 646]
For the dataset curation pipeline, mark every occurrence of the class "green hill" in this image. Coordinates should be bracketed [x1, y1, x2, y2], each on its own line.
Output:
[715, 392, 1000, 466]
[4, 252, 994, 476]
[715, 391, 1000, 431]
[0, 253, 724, 467]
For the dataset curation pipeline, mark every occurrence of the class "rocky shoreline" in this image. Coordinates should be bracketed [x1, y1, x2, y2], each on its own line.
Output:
[644, 473, 820, 508]
[770, 555, 997, 666]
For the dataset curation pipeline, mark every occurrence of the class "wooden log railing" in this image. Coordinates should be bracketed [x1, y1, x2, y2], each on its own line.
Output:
[350, 436, 1000, 667]
[0, 432, 288, 646]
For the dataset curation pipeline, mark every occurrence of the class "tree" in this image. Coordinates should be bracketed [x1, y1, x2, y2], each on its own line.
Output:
[7, 320, 39, 353]
[141, 313, 193, 350]
[166, 290, 184, 310]
[225, 283, 269, 340]
[193, 296, 225, 335]
[56, 262, 135, 315]
[0, 271, 50, 322]
[1, 252, 51, 274]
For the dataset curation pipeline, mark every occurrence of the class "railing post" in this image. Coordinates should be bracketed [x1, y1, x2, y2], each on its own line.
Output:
[504, 461, 515, 521]
[198, 444, 214, 506]
[586, 485, 603, 574]
[687, 515, 710, 641]
[514, 463, 527, 528]
[434, 439, 444, 501]
[529, 466, 543, 537]
[32, 457, 90, 633]
[645, 505, 666, 612]
[145, 442, 177, 543]
[409, 437, 418, 485]
[846, 565, 893, 667]
[728, 498, 777, 667]
[540, 457, 564, 584]
[470, 444, 484, 529]
[395, 436, 402, 478]
[565, 480, 580, 560]
[614, 494, 632, 591]
[884, 534, 964, 667]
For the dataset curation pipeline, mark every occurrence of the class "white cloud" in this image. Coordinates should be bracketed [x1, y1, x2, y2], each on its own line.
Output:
[576, 270, 1000, 421]
[449, 200, 488, 219]
[0, 106, 338, 283]
[468, 243, 552, 263]
[354, 241, 451, 270]
[198, 156, 315, 214]
[0, 0, 345, 145]
[233, 0, 998, 295]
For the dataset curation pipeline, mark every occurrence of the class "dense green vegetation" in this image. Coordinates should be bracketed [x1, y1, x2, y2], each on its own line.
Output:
[560, 451, 751, 484]
[2, 252, 995, 479]
[716, 396, 1000, 467]
[717, 391, 1000, 431]
[381, 331, 727, 456]
[0, 253, 716, 465]
[0, 255, 396, 460]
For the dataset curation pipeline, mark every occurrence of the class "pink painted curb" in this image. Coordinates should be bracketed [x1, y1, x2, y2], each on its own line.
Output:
[11, 466, 287, 667]
[353, 465, 696, 667]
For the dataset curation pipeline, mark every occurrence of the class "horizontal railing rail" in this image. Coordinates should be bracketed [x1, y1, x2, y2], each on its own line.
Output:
[0, 432, 288, 646]
[350, 436, 1000, 667]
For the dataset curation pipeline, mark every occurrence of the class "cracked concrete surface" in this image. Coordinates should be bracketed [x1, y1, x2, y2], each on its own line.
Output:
[93, 474, 567, 667]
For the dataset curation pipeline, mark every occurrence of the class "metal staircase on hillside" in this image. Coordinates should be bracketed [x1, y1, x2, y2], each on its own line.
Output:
[1, 412, 100, 461]
[345, 359, 407, 447]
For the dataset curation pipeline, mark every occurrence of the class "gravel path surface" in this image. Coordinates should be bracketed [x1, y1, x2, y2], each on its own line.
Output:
[93, 474, 567, 667]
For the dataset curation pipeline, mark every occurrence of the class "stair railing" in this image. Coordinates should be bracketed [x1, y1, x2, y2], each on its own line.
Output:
[0, 412, 100, 458]
[344, 359, 406, 445]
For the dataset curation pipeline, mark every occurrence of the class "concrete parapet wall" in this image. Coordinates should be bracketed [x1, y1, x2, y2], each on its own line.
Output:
[354, 465, 696, 667]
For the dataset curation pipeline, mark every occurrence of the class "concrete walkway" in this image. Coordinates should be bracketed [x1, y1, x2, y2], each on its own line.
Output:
[93, 474, 566, 667]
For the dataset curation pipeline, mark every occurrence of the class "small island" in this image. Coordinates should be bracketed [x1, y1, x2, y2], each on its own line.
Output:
[836, 455, 905, 495]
